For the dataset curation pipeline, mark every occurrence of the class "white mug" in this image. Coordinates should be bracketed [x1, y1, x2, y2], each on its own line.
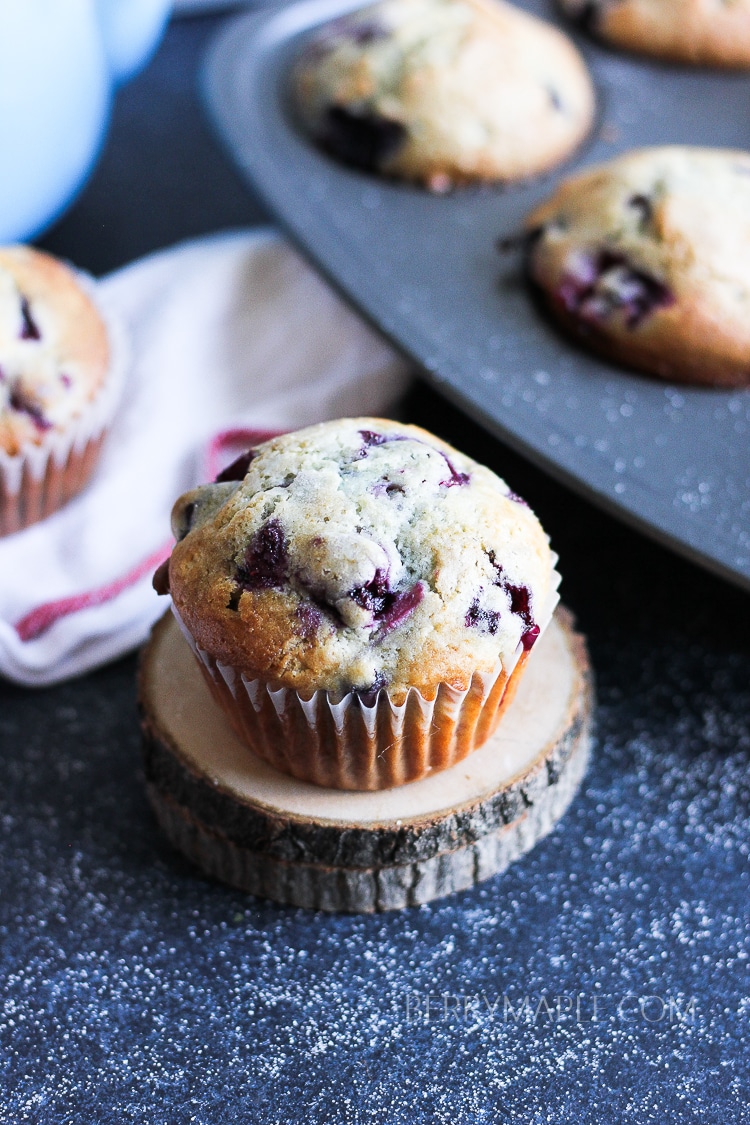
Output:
[0, 0, 172, 242]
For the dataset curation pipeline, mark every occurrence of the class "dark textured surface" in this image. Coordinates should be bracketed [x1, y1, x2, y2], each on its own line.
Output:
[1, 11, 749, 1123]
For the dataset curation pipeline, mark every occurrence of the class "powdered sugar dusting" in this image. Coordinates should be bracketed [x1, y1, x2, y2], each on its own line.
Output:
[0, 613, 748, 1119]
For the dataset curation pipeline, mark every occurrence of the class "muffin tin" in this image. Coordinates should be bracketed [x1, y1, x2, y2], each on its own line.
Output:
[203, 0, 750, 593]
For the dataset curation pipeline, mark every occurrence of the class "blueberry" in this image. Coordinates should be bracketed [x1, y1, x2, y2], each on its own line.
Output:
[9, 387, 50, 429]
[627, 193, 653, 227]
[356, 669, 388, 707]
[356, 430, 409, 460]
[465, 596, 501, 635]
[557, 250, 674, 330]
[295, 602, 323, 637]
[349, 567, 392, 616]
[348, 570, 424, 634]
[504, 578, 539, 646]
[359, 429, 389, 448]
[215, 450, 256, 483]
[572, 0, 601, 32]
[236, 519, 288, 590]
[152, 560, 170, 596]
[506, 582, 532, 625]
[320, 107, 407, 172]
[465, 551, 540, 646]
[377, 582, 424, 635]
[19, 297, 41, 341]
[174, 501, 196, 541]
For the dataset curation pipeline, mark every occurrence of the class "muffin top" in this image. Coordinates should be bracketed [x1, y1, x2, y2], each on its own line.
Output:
[523, 146, 750, 385]
[560, 0, 750, 67]
[165, 419, 555, 697]
[292, 0, 594, 189]
[0, 246, 110, 456]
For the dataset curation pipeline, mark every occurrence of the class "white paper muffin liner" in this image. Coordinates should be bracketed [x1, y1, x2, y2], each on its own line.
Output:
[0, 271, 128, 535]
[171, 556, 561, 791]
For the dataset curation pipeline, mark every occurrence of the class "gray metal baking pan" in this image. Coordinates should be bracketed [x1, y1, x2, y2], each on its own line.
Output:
[203, 0, 750, 592]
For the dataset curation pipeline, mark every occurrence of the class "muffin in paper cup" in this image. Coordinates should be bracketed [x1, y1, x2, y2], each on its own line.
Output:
[0, 245, 127, 536]
[156, 419, 560, 791]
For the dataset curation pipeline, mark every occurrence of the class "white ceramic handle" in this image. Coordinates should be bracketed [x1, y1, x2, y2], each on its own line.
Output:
[96, 0, 173, 84]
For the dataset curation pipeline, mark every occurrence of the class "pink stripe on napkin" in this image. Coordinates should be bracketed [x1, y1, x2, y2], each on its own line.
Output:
[204, 427, 282, 480]
[15, 540, 174, 642]
[15, 428, 284, 643]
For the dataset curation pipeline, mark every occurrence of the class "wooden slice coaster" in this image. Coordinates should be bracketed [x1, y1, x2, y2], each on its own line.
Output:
[139, 608, 593, 912]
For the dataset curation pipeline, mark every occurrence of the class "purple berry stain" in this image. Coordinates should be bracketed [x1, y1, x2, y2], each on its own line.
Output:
[377, 581, 424, 635]
[504, 580, 540, 649]
[370, 480, 405, 498]
[236, 518, 288, 590]
[19, 297, 41, 341]
[465, 551, 540, 649]
[321, 106, 407, 172]
[295, 602, 323, 638]
[465, 596, 501, 636]
[503, 576, 539, 649]
[557, 250, 674, 330]
[9, 387, 51, 430]
[520, 624, 540, 650]
[628, 193, 652, 227]
[355, 430, 408, 459]
[349, 567, 393, 617]
[355, 431, 469, 488]
[356, 669, 388, 707]
[359, 430, 389, 448]
[438, 453, 470, 488]
[506, 582, 531, 621]
[349, 569, 424, 635]
[215, 449, 256, 483]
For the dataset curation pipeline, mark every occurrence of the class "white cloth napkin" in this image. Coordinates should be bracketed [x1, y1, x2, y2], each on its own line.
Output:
[0, 229, 410, 686]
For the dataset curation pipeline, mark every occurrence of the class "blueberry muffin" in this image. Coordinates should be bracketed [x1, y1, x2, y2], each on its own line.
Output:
[292, 0, 595, 190]
[0, 245, 121, 535]
[156, 419, 559, 790]
[520, 146, 750, 386]
[560, 0, 750, 67]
